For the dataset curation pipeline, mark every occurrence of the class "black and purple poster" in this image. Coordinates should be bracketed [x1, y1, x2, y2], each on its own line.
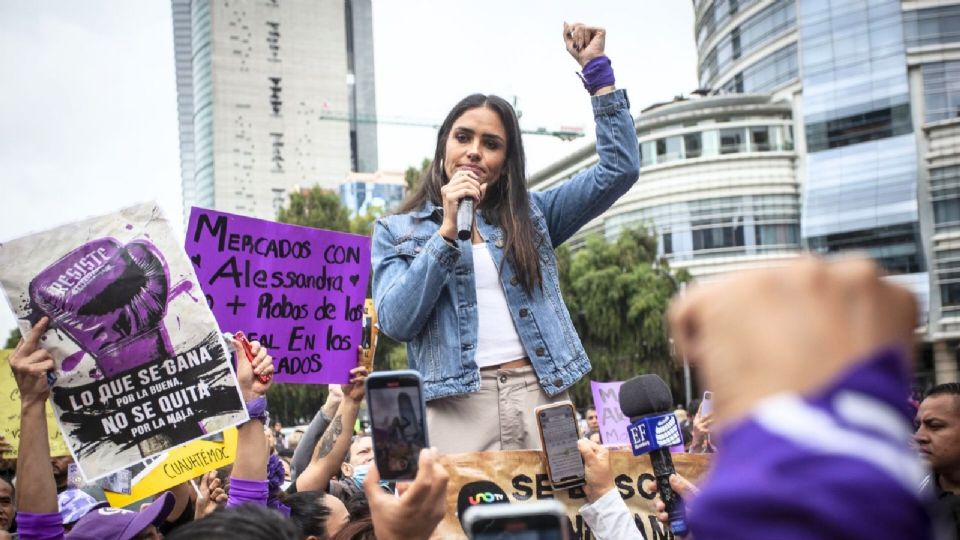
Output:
[0, 203, 247, 481]
[184, 207, 371, 385]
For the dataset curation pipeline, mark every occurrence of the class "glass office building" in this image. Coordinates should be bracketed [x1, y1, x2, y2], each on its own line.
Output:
[533, 0, 960, 384]
[171, 0, 378, 221]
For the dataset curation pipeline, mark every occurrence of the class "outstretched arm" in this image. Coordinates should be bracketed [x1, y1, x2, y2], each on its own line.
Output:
[295, 366, 368, 492]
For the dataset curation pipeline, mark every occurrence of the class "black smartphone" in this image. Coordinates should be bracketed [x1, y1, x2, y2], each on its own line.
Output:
[365, 370, 429, 481]
[464, 500, 569, 540]
[535, 402, 585, 489]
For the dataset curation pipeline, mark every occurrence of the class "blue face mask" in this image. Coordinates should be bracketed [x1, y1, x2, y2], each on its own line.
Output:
[350, 464, 390, 490]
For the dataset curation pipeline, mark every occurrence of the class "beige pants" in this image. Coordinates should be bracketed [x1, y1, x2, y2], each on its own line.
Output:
[426, 365, 571, 454]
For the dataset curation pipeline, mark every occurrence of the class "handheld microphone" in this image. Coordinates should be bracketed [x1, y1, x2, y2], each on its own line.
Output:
[619, 374, 689, 537]
[456, 198, 474, 241]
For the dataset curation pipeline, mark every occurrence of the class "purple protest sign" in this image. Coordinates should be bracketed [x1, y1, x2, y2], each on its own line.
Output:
[590, 381, 631, 447]
[185, 208, 371, 384]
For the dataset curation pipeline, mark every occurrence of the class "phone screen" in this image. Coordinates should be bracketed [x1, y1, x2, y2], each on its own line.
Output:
[367, 373, 428, 481]
[537, 404, 584, 487]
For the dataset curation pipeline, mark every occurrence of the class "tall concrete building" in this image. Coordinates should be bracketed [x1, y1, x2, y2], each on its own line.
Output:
[172, 0, 378, 221]
[531, 0, 960, 385]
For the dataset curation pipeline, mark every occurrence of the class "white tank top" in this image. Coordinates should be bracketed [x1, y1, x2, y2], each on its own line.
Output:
[472, 243, 527, 368]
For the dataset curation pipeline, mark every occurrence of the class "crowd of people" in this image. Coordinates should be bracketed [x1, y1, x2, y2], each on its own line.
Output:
[1, 21, 959, 540]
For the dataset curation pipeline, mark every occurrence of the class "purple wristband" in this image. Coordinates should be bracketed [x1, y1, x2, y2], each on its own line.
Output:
[577, 55, 615, 95]
[16, 512, 65, 540]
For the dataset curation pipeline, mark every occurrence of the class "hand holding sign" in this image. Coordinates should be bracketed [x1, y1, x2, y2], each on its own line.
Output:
[230, 338, 274, 401]
[10, 317, 54, 407]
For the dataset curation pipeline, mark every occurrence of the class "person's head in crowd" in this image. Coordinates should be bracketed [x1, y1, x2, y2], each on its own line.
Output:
[51, 456, 74, 493]
[58, 488, 106, 531]
[585, 407, 599, 433]
[340, 436, 374, 488]
[273, 420, 283, 434]
[68, 490, 174, 540]
[0, 476, 12, 532]
[287, 489, 350, 540]
[288, 429, 305, 451]
[674, 406, 689, 426]
[328, 517, 375, 540]
[265, 428, 277, 454]
[166, 503, 299, 540]
[915, 383, 960, 485]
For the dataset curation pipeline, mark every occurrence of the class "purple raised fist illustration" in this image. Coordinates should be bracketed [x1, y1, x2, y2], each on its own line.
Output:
[29, 238, 175, 377]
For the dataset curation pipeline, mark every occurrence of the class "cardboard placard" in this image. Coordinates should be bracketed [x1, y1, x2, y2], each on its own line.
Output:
[185, 207, 371, 384]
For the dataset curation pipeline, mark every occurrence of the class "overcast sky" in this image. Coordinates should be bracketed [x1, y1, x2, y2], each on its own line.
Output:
[0, 1, 696, 341]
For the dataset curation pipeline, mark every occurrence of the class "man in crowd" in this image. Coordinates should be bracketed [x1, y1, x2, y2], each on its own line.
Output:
[0, 476, 13, 539]
[916, 383, 960, 536]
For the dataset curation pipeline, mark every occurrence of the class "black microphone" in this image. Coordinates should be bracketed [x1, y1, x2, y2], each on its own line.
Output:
[619, 374, 689, 537]
[456, 198, 474, 241]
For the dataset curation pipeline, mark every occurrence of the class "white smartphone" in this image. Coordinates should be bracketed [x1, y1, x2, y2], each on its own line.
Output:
[464, 500, 569, 540]
[700, 391, 713, 417]
[535, 402, 585, 490]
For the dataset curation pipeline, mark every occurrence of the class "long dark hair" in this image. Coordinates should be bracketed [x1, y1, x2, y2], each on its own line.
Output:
[397, 94, 542, 293]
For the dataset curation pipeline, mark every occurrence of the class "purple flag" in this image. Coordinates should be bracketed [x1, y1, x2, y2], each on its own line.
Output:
[185, 207, 371, 384]
[590, 381, 631, 447]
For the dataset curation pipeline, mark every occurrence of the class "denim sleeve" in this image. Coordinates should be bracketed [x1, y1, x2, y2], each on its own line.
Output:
[372, 220, 461, 342]
[531, 89, 640, 247]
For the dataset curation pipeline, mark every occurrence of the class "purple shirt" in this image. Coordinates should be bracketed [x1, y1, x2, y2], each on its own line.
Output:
[687, 347, 934, 539]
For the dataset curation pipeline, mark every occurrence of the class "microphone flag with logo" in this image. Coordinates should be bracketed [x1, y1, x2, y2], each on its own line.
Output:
[619, 374, 689, 537]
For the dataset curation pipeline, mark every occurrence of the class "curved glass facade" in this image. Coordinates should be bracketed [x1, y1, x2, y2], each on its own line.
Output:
[720, 42, 798, 94]
[699, 0, 796, 88]
[799, 0, 923, 275]
[190, 0, 214, 209]
[605, 194, 800, 262]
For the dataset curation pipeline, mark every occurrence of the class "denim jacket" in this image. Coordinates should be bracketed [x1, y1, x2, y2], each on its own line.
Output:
[372, 89, 640, 402]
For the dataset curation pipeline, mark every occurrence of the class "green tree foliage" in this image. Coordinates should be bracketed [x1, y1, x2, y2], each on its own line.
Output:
[4, 328, 20, 349]
[404, 158, 431, 192]
[277, 186, 351, 232]
[557, 227, 691, 406]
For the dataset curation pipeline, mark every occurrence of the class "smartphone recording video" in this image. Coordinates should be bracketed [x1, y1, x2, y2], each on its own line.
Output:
[535, 402, 585, 490]
[366, 370, 429, 481]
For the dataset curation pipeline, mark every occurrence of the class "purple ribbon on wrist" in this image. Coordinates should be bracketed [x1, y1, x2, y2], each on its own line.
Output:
[577, 55, 615, 95]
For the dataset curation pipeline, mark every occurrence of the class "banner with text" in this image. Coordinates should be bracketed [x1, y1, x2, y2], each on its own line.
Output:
[590, 380, 630, 447]
[104, 427, 237, 507]
[0, 349, 70, 457]
[185, 207, 371, 384]
[437, 450, 710, 539]
[0, 203, 247, 481]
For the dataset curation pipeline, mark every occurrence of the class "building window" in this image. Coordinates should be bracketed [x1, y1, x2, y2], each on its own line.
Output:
[904, 5, 960, 49]
[805, 104, 913, 152]
[663, 232, 673, 255]
[750, 126, 772, 151]
[640, 141, 657, 167]
[684, 133, 702, 159]
[922, 61, 960, 123]
[692, 223, 745, 251]
[720, 128, 745, 154]
[942, 282, 960, 308]
[699, 0, 796, 87]
[931, 166, 960, 229]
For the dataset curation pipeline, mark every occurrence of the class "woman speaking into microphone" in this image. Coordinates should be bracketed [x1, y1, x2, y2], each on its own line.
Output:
[371, 23, 640, 453]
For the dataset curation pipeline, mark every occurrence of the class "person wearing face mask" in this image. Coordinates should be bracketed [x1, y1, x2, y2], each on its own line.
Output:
[371, 22, 640, 454]
[329, 436, 390, 500]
